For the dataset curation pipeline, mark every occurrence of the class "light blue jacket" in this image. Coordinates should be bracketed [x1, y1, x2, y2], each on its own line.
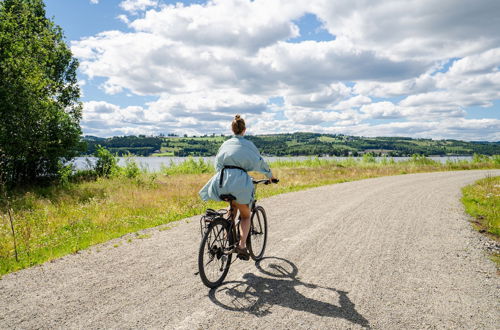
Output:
[199, 135, 273, 204]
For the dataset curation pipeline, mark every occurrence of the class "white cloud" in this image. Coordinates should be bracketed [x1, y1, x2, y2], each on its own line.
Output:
[83, 101, 164, 136]
[72, 0, 500, 140]
[89, 0, 99, 4]
[354, 72, 437, 98]
[284, 108, 362, 126]
[333, 95, 372, 111]
[116, 15, 130, 25]
[120, 0, 158, 13]
[131, 0, 304, 53]
[285, 83, 351, 109]
[351, 48, 500, 122]
[147, 90, 269, 118]
[342, 119, 500, 141]
[82, 90, 270, 136]
[312, 0, 500, 61]
[360, 102, 403, 119]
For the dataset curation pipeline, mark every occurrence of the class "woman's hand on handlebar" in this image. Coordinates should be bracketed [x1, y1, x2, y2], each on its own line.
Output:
[251, 177, 279, 184]
[269, 176, 279, 184]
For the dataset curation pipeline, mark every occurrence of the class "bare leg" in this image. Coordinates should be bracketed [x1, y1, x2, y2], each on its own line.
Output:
[233, 202, 251, 249]
[230, 202, 238, 221]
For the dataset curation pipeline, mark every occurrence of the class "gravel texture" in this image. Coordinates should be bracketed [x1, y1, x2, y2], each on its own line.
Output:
[1, 170, 499, 329]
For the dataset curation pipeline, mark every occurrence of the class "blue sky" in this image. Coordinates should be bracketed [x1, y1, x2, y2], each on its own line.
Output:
[45, 0, 500, 141]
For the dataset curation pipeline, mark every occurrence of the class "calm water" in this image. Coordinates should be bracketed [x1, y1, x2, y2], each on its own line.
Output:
[70, 156, 474, 172]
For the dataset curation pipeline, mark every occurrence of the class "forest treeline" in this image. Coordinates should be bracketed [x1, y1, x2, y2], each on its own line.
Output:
[82, 133, 500, 157]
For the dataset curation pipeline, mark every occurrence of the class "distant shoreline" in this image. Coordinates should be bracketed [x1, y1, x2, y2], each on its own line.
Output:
[80, 133, 500, 158]
[70, 155, 477, 172]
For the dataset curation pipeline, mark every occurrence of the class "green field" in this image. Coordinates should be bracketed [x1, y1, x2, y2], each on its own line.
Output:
[82, 133, 500, 157]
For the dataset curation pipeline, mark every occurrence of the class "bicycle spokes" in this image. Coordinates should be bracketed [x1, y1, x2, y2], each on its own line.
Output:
[198, 220, 233, 288]
[248, 206, 268, 261]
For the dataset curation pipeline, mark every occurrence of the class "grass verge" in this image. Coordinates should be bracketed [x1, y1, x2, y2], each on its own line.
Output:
[1, 156, 499, 276]
[462, 175, 500, 267]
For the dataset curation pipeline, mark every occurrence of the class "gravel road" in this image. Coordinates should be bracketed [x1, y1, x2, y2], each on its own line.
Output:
[1, 170, 499, 329]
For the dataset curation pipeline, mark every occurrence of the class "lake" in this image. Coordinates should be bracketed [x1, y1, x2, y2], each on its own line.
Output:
[70, 156, 474, 172]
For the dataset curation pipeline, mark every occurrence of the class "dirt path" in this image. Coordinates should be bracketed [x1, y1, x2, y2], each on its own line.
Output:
[1, 170, 499, 329]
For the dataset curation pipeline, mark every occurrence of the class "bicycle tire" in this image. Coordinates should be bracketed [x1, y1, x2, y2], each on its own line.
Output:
[198, 218, 234, 288]
[247, 205, 268, 261]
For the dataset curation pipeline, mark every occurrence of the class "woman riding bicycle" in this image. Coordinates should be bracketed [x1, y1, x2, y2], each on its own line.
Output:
[199, 115, 277, 260]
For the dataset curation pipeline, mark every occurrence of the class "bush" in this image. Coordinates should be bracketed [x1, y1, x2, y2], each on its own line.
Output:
[409, 154, 438, 166]
[70, 169, 97, 182]
[94, 146, 118, 177]
[362, 153, 376, 163]
[58, 164, 74, 187]
[493, 155, 500, 166]
[472, 153, 490, 163]
[123, 157, 141, 179]
[162, 157, 213, 175]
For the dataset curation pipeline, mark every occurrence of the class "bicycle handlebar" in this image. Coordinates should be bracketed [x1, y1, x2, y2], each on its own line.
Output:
[252, 178, 279, 185]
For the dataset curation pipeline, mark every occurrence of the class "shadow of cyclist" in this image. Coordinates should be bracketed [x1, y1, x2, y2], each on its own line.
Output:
[208, 257, 370, 328]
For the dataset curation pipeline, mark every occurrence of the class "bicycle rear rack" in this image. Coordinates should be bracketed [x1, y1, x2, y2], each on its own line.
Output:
[199, 208, 228, 237]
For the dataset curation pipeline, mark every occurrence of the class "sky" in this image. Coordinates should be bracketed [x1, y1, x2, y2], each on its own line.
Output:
[44, 0, 500, 141]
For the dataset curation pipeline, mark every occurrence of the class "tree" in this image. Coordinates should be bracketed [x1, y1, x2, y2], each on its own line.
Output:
[0, 0, 83, 186]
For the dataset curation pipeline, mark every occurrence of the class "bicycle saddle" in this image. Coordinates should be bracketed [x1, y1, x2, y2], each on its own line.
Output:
[219, 194, 236, 201]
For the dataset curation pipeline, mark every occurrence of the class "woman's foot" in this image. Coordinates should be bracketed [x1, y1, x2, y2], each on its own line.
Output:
[234, 246, 250, 260]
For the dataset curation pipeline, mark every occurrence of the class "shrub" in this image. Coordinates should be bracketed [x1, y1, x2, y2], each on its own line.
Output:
[493, 155, 500, 166]
[94, 146, 118, 177]
[58, 164, 74, 187]
[71, 169, 97, 182]
[339, 156, 358, 167]
[162, 157, 213, 175]
[362, 153, 376, 163]
[472, 153, 490, 163]
[123, 157, 141, 179]
[409, 154, 438, 166]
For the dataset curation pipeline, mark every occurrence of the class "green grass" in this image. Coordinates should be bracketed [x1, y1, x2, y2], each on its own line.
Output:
[0, 174, 223, 276]
[181, 136, 226, 142]
[161, 157, 214, 175]
[0, 155, 498, 277]
[462, 176, 500, 237]
[153, 152, 174, 157]
[318, 136, 337, 143]
[462, 175, 500, 268]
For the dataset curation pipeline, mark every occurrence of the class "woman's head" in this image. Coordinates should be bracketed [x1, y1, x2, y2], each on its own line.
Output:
[232, 114, 246, 135]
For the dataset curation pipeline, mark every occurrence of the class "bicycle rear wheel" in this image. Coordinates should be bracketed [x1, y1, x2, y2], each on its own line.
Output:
[248, 205, 268, 261]
[198, 219, 233, 288]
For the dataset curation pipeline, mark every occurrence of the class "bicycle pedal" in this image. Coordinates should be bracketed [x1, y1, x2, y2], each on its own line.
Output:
[237, 254, 250, 261]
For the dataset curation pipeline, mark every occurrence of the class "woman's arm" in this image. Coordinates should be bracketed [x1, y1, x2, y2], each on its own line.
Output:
[245, 141, 274, 179]
[255, 155, 273, 178]
[214, 145, 224, 172]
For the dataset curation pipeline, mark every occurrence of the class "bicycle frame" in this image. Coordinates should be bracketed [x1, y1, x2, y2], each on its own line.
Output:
[198, 178, 277, 287]
[223, 178, 275, 251]
[199, 178, 278, 256]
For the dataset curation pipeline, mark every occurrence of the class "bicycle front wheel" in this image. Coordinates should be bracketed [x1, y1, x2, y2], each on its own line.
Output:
[248, 205, 268, 261]
[198, 219, 233, 288]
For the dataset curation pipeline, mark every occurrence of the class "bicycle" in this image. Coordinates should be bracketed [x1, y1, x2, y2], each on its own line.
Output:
[198, 178, 279, 288]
